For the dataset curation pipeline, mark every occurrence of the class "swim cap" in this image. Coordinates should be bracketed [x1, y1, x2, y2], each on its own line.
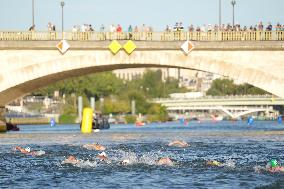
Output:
[25, 147, 31, 153]
[270, 159, 278, 168]
[212, 160, 221, 166]
[99, 152, 106, 157]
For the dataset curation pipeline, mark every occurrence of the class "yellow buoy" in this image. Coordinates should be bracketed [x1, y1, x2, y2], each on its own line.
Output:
[0, 124, 7, 132]
[81, 108, 93, 134]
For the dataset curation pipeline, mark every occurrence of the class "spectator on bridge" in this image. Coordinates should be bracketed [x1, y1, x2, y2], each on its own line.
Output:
[72, 25, 78, 32]
[128, 25, 133, 33]
[47, 22, 56, 31]
[29, 25, 35, 31]
[188, 24, 194, 32]
[128, 25, 133, 39]
[258, 21, 264, 31]
[196, 26, 201, 32]
[173, 22, 178, 31]
[134, 26, 139, 32]
[275, 22, 282, 31]
[141, 24, 147, 32]
[214, 24, 219, 32]
[116, 24, 122, 32]
[48, 22, 52, 31]
[165, 25, 170, 32]
[110, 24, 116, 32]
[178, 22, 184, 31]
[89, 24, 94, 32]
[100, 24, 105, 32]
[266, 22, 273, 31]
[52, 24, 56, 31]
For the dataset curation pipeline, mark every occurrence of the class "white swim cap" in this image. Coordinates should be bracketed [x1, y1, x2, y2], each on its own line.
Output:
[122, 159, 130, 164]
[99, 152, 107, 157]
[25, 147, 31, 153]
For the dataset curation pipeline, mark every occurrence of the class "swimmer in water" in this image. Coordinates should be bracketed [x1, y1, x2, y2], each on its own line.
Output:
[157, 157, 174, 166]
[83, 143, 106, 151]
[206, 160, 222, 167]
[168, 140, 189, 148]
[120, 159, 130, 165]
[14, 146, 45, 157]
[97, 152, 108, 161]
[63, 155, 80, 165]
[266, 159, 284, 173]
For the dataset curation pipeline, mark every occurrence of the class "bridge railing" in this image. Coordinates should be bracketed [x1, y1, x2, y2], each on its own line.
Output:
[1, 31, 284, 41]
[153, 95, 280, 101]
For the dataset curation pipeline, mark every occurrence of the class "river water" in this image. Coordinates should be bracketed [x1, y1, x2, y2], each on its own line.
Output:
[0, 121, 284, 189]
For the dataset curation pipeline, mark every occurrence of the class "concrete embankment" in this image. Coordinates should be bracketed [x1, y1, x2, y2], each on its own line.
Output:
[7, 117, 54, 125]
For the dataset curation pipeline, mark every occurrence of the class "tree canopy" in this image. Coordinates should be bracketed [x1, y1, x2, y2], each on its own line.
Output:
[206, 78, 269, 96]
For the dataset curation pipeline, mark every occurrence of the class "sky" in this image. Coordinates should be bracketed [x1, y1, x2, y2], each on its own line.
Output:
[0, 0, 283, 31]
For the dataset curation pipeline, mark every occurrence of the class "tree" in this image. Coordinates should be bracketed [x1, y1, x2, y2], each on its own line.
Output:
[207, 78, 269, 96]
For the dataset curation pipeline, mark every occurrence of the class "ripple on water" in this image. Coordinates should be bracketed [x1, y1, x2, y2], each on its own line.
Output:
[0, 122, 284, 188]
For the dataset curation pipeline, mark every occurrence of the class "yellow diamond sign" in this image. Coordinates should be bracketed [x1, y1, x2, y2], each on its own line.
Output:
[123, 40, 136, 54]
[108, 40, 122, 54]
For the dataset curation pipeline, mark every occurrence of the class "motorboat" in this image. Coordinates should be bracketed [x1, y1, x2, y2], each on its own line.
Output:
[92, 112, 110, 130]
[135, 121, 145, 127]
[6, 122, 19, 131]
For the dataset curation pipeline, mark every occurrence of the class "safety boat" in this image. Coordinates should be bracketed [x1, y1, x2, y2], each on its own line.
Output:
[6, 122, 19, 131]
[92, 112, 110, 130]
[135, 121, 145, 127]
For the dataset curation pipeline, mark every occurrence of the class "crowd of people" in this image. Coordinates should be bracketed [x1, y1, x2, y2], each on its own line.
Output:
[13, 140, 284, 173]
[166, 21, 284, 32]
[27, 21, 283, 33]
[70, 23, 153, 33]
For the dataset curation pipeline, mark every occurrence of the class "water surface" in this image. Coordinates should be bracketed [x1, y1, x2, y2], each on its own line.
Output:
[0, 121, 284, 188]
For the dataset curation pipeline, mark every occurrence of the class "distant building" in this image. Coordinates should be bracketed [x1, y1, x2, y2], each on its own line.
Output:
[113, 68, 222, 92]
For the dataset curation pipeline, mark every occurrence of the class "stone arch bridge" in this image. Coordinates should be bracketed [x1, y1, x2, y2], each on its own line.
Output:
[1, 40, 284, 107]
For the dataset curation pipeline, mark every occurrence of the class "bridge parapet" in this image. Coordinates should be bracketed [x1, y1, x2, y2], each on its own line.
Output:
[1, 31, 284, 41]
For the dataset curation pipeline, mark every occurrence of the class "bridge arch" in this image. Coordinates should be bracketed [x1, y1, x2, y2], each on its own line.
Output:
[0, 49, 284, 105]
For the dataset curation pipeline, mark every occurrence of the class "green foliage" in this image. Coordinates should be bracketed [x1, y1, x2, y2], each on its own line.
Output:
[33, 69, 190, 121]
[206, 78, 269, 96]
[59, 114, 77, 124]
[124, 115, 137, 124]
[147, 104, 168, 122]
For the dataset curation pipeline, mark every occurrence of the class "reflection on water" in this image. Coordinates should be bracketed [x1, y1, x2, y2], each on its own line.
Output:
[0, 121, 284, 188]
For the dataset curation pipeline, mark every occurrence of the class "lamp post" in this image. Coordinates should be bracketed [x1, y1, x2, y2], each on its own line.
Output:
[32, 0, 35, 26]
[60, 1, 65, 39]
[219, 0, 222, 27]
[231, 0, 236, 26]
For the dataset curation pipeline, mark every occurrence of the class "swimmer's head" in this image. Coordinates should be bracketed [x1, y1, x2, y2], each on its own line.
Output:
[270, 159, 278, 168]
[25, 147, 31, 153]
[99, 152, 107, 157]
[122, 159, 130, 164]
[212, 160, 221, 166]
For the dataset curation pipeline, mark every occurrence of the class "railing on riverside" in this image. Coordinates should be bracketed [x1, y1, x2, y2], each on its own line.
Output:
[0, 31, 284, 41]
[153, 95, 281, 101]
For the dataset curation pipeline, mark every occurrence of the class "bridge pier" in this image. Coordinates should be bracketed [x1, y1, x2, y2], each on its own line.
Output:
[0, 106, 7, 132]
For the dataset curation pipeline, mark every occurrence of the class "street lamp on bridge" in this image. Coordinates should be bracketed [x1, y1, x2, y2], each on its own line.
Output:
[60, 1, 65, 39]
[32, 0, 35, 26]
[231, 0, 236, 27]
[219, 0, 222, 28]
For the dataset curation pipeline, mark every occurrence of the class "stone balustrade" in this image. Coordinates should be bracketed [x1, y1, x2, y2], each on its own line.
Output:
[0, 31, 284, 41]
